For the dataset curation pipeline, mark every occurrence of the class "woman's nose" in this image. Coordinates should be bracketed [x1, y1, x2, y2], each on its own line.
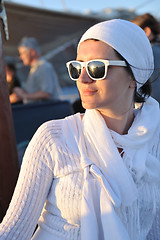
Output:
[78, 67, 93, 83]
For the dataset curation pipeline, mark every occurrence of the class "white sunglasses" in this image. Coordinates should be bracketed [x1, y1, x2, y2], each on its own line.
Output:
[66, 59, 127, 81]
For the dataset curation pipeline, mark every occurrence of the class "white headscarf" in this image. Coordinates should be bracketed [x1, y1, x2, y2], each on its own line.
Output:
[78, 19, 154, 90]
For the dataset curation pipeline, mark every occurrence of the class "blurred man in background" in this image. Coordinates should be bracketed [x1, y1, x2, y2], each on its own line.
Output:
[14, 37, 61, 104]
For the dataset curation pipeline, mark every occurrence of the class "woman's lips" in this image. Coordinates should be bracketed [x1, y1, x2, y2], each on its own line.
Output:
[81, 89, 97, 96]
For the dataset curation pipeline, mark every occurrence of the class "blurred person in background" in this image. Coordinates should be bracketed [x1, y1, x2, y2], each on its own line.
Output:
[131, 13, 160, 103]
[6, 62, 22, 104]
[14, 37, 61, 104]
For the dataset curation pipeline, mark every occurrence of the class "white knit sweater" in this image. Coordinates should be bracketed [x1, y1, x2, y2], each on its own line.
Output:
[0, 112, 160, 240]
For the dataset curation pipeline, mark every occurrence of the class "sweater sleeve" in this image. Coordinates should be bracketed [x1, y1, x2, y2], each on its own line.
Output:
[0, 121, 56, 240]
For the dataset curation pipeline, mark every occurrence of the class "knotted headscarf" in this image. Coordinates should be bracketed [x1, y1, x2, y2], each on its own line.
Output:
[78, 19, 154, 90]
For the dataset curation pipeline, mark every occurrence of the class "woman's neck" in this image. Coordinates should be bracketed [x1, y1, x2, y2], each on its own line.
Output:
[99, 104, 134, 135]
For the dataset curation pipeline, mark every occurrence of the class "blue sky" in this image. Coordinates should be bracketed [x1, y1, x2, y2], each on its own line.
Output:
[7, 0, 160, 19]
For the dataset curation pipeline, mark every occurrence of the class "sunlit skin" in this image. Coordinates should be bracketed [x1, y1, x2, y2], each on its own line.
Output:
[6, 66, 14, 83]
[76, 40, 136, 134]
[5, 66, 21, 104]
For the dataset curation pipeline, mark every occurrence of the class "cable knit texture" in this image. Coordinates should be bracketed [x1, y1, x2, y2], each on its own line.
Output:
[0, 110, 160, 239]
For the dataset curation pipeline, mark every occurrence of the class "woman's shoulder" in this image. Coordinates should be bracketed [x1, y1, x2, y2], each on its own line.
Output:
[30, 113, 82, 173]
[34, 113, 82, 144]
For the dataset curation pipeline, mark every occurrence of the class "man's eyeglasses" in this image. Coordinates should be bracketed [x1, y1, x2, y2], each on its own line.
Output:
[66, 59, 127, 81]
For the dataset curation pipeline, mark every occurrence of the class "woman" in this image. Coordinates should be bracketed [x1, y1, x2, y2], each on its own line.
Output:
[0, 19, 160, 240]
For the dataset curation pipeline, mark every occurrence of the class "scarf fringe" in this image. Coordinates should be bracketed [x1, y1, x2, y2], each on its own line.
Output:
[116, 181, 160, 240]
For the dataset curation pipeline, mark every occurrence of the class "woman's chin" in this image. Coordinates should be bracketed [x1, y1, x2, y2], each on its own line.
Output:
[81, 101, 97, 110]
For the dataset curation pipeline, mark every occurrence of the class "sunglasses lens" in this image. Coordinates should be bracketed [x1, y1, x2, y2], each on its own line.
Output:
[88, 61, 105, 79]
[69, 62, 81, 80]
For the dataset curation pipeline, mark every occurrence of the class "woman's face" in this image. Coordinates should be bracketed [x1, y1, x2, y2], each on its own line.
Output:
[76, 40, 136, 114]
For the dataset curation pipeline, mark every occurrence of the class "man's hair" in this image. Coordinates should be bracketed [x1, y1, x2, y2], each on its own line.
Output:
[18, 37, 41, 54]
[131, 13, 160, 36]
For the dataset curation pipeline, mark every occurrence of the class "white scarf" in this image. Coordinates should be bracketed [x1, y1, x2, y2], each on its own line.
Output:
[77, 97, 160, 240]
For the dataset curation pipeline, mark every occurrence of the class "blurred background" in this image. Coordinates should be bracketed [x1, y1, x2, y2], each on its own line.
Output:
[2, 0, 160, 102]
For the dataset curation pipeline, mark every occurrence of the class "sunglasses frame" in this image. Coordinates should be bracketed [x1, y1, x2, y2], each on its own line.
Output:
[66, 59, 127, 81]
